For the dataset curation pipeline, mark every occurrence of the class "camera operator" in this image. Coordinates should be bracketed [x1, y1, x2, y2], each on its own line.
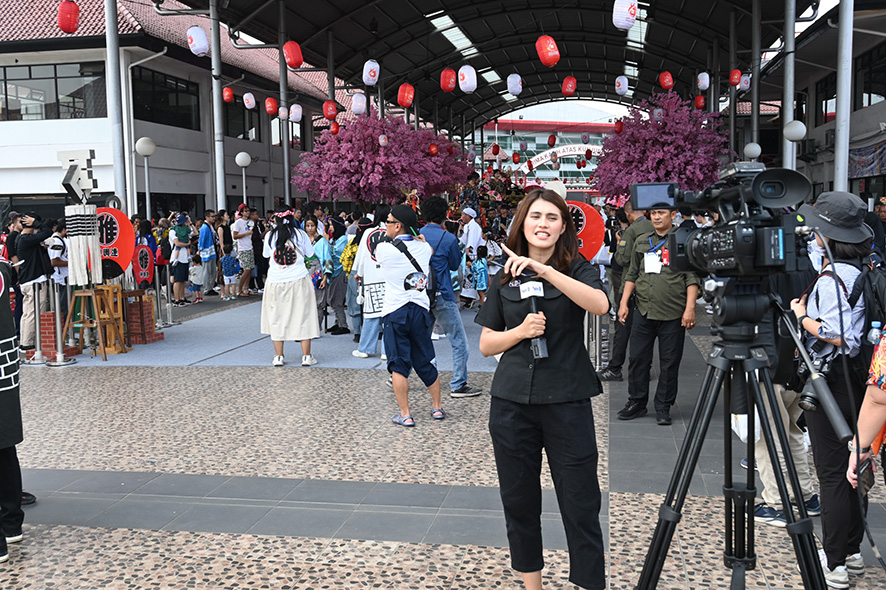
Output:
[790, 192, 872, 586]
[602, 209, 628, 314]
[616, 205, 701, 425]
[598, 200, 652, 382]
[16, 214, 52, 351]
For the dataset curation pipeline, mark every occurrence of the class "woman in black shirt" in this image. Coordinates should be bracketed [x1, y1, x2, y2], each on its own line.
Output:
[476, 189, 609, 590]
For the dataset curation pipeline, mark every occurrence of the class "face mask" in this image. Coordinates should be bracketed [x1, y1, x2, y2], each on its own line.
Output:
[808, 239, 826, 272]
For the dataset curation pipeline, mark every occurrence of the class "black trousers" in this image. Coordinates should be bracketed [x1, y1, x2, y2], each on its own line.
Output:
[608, 292, 634, 371]
[628, 312, 685, 412]
[805, 356, 867, 570]
[0, 445, 24, 554]
[489, 397, 606, 590]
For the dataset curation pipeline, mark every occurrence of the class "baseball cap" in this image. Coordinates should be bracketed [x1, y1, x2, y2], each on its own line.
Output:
[390, 205, 420, 236]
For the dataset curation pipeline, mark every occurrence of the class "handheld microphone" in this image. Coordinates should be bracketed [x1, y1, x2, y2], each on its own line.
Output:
[519, 275, 548, 360]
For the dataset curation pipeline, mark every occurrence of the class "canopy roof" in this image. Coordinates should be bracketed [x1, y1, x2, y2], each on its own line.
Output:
[174, 0, 816, 126]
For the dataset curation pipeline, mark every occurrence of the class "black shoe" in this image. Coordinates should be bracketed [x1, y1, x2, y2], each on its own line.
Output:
[656, 411, 672, 426]
[329, 326, 350, 335]
[450, 384, 482, 398]
[598, 367, 623, 381]
[353, 334, 361, 343]
[21, 492, 36, 505]
[617, 400, 647, 420]
[19, 345, 34, 351]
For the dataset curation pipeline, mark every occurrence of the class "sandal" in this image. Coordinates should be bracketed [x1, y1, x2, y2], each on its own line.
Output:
[431, 408, 446, 420]
[391, 414, 415, 427]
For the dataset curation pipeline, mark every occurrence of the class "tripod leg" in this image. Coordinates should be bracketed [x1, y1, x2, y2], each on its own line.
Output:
[636, 360, 728, 589]
[753, 370, 828, 590]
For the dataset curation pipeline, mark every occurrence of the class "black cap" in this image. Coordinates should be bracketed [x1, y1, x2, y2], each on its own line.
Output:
[390, 204, 420, 236]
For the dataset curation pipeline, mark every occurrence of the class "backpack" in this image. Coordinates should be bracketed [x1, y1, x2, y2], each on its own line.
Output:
[156, 235, 172, 266]
[815, 257, 886, 368]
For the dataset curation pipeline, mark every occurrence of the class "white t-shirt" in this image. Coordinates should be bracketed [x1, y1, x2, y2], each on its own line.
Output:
[352, 224, 388, 319]
[460, 218, 485, 261]
[170, 232, 190, 264]
[263, 227, 314, 283]
[46, 233, 69, 285]
[232, 218, 254, 252]
[375, 235, 433, 315]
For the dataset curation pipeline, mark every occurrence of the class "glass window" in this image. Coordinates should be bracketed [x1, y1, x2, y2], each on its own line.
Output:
[131, 66, 200, 131]
[855, 42, 886, 110]
[815, 72, 837, 127]
[0, 62, 106, 122]
[271, 118, 301, 148]
[223, 98, 260, 142]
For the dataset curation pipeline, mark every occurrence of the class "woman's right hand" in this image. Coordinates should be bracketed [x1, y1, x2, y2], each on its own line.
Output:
[519, 311, 546, 339]
[618, 303, 629, 324]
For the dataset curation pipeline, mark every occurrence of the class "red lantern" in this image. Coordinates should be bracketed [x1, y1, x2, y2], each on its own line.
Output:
[659, 71, 674, 90]
[729, 69, 742, 86]
[586, 178, 592, 185]
[323, 100, 337, 120]
[694, 95, 706, 110]
[512, 153, 520, 164]
[265, 97, 278, 115]
[614, 121, 624, 134]
[562, 76, 577, 96]
[547, 134, 556, 147]
[397, 83, 415, 108]
[440, 68, 457, 92]
[429, 143, 438, 156]
[447, 145, 454, 154]
[536, 35, 560, 67]
[222, 87, 234, 103]
[330, 121, 340, 135]
[58, 0, 79, 33]
[282, 41, 304, 69]
[492, 143, 500, 156]
[528, 160, 534, 172]
[487, 165, 493, 173]
[585, 149, 592, 159]
[589, 174, 595, 180]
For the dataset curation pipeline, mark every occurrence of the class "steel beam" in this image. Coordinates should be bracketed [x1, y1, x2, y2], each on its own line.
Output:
[278, 0, 291, 206]
[782, 0, 796, 170]
[834, 0, 854, 191]
[104, 0, 128, 212]
[210, 0, 226, 212]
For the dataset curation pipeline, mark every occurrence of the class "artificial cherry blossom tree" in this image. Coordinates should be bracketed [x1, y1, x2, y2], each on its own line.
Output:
[293, 109, 472, 207]
[593, 91, 731, 206]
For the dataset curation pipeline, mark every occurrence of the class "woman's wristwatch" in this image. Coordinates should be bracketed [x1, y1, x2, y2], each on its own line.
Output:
[797, 314, 809, 326]
[848, 440, 871, 454]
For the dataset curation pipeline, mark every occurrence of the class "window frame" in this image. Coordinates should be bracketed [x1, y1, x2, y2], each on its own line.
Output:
[131, 66, 201, 131]
[0, 62, 106, 122]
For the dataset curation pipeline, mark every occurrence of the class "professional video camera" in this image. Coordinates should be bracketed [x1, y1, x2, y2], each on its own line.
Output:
[630, 162, 813, 277]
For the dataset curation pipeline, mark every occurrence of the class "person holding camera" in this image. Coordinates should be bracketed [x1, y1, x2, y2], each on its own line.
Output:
[16, 214, 53, 350]
[476, 189, 609, 590]
[790, 191, 872, 587]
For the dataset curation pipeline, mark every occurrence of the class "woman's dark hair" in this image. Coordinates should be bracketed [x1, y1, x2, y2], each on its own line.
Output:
[354, 217, 374, 244]
[477, 245, 488, 259]
[223, 243, 233, 254]
[270, 210, 305, 261]
[138, 219, 152, 237]
[329, 217, 347, 240]
[502, 189, 578, 283]
[303, 215, 320, 237]
[374, 204, 391, 225]
[829, 237, 873, 260]
[444, 219, 460, 235]
[215, 209, 228, 228]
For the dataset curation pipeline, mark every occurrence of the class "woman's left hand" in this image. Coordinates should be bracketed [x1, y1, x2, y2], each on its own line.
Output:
[501, 245, 549, 278]
[790, 296, 807, 318]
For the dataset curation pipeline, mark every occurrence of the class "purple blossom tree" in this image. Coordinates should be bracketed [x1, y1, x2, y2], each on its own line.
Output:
[593, 91, 732, 206]
[292, 109, 472, 207]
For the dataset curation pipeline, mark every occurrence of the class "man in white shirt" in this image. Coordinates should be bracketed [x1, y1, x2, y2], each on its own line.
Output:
[458, 207, 485, 302]
[46, 220, 69, 318]
[231, 204, 255, 297]
[376, 205, 443, 427]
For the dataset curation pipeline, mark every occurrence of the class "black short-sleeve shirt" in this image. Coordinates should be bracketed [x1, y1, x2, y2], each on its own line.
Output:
[475, 257, 606, 404]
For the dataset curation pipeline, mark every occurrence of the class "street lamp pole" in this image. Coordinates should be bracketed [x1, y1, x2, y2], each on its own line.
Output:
[135, 137, 156, 220]
[235, 152, 252, 206]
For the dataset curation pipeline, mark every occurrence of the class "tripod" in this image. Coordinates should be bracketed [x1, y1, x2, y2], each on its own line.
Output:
[635, 280, 850, 590]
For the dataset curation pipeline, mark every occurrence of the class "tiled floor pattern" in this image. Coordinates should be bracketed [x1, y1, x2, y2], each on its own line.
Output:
[16, 366, 608, 491]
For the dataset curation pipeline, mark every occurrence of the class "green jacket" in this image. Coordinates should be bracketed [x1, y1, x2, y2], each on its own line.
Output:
[623, 226, 701, 322]
[614, 217, 653, 268]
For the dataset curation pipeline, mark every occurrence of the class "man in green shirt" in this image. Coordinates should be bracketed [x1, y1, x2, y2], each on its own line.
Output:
[616, 206, 701, 425]
[598, 202, 653, 381]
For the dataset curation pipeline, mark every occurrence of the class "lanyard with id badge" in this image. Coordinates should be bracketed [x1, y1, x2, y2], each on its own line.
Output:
[645, 235, 668, 274]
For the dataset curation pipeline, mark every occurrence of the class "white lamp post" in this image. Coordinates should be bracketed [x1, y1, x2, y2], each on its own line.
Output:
[783, 120, 807, 142]
[135, 137, 156, 220]
[235, 151, 252, 205]
[743, 142, 762, 161]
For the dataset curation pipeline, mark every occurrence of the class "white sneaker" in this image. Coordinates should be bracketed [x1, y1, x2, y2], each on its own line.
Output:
[5, 533, 22, 544]
[381, 353, 387, 361]
[352, 350, 369, 358]
[431, 332, 440, 341]
[817, 550, 850, 589]
[272, 355, 284, 367]
[301, 355, 317, 366]
[845, 552, 864, 576]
